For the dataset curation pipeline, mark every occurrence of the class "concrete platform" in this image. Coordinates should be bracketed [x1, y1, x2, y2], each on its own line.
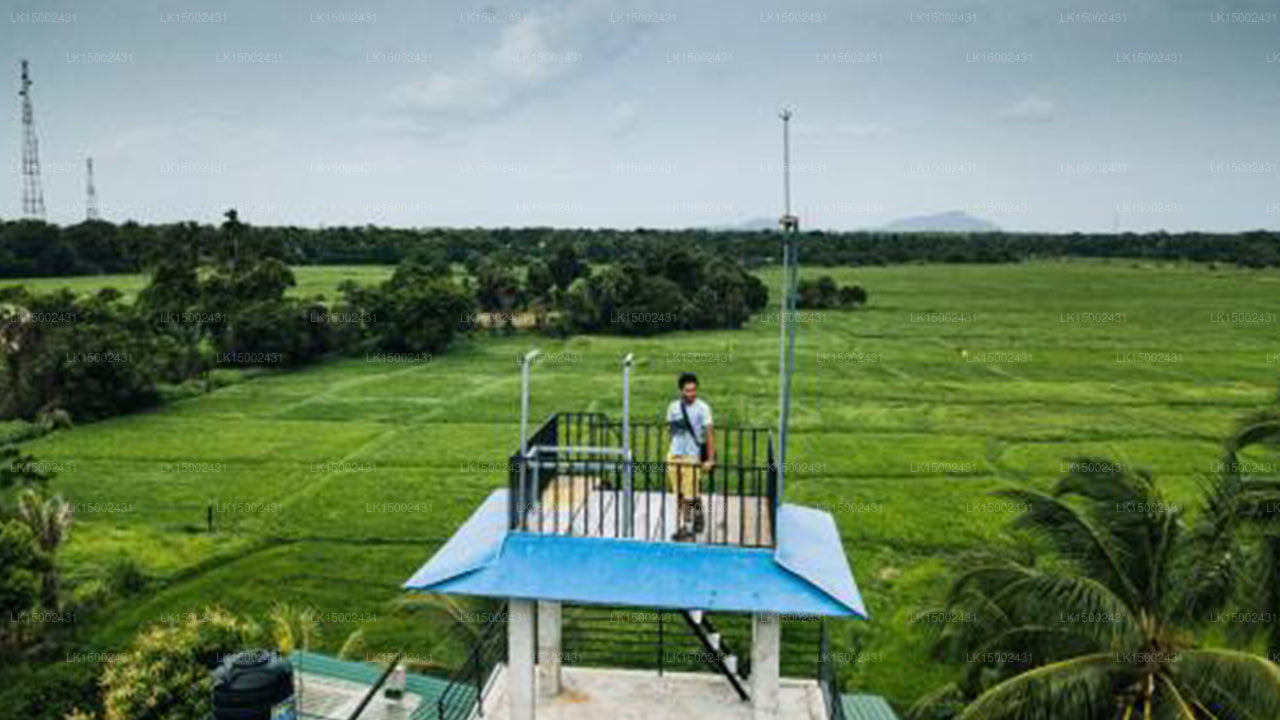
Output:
[294, 671, 421, 720]
[529, 476, 774, 547]
[481, 665, 827, 720]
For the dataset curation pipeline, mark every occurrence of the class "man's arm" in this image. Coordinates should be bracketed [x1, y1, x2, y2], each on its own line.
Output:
[703, 422, 716, 470]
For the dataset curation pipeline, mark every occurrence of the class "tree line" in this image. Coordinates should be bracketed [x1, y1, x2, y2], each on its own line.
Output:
[0, 212, 777, 425]
[2, 218, 1280, 279]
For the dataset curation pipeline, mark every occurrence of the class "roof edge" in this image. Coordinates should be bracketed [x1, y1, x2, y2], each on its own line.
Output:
[773, 504, 868, 619]
[403, 489, 510, 590]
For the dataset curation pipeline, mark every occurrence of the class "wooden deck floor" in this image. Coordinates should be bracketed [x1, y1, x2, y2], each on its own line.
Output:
[523, 475, 774, 547]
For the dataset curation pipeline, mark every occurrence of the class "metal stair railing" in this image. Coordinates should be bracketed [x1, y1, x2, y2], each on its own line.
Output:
[434, 603, 508, 720]
[818, 619, 847, 720]
[679, 610, 750, 702]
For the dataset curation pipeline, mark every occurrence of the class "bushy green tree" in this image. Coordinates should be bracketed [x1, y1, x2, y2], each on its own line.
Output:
[0, 521, 41, 651]
[94, 607, 260, 720]
[563, 245, 765, 336]
[221, 299, 334, 366]
[548, 244, 587, 290]
[0, 445, 50, 495]
[526, 259, 554, 301]
[838, 284, 868, 307]
[475, 260, 524, 314]
[201, 210, 298, 365]
[0, 288, 160, 422]
[343, 259, 474, 354]
[0, 221, 77, 278]
[797, 275, 865, 309]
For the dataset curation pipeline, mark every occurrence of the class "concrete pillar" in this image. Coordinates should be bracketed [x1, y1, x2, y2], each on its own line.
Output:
[751, 612, 780, 720]
[537, 601, 563, 697]
[508, 599, 537, 720]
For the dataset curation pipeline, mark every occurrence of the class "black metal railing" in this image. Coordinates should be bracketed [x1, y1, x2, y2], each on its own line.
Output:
[508, 412, 779, 548]
[508, 412, 613, 530]
[818, 620, 847, 720]
[434, 604, 508, 720]
[429, 604, 845, 718]
[560, 605, 823, 678]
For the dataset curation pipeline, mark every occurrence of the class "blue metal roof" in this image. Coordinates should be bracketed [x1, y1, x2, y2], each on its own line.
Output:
[404, 490, 867, 618]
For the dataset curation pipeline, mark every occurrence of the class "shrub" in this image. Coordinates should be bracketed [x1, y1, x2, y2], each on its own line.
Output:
[98, 607, 259, 720]
[105, 557, 148, 597]
[0, 521, 41, 648]
[797, 275, 867, 309]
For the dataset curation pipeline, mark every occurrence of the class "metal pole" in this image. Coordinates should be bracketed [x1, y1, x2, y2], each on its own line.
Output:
[776, 108, 796, 503]
[519, 350, 540, 527]
[781, 109, 792, 218]
[520, 349, 541, 454]
[621, 353, 635, 537]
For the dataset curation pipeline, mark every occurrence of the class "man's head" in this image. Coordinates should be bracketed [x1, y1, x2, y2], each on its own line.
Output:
[678, 372, 698, 403]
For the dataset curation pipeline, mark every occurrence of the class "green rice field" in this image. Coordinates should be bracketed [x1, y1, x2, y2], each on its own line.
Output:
[12, 260, 1280, 710]
[0, 265, 395, 301]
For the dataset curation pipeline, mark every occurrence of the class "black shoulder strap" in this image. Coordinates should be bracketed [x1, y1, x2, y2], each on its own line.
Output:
[679, 401, 702, 447]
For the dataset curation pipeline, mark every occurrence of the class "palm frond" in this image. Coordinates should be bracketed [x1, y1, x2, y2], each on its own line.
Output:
[337, 629, 365, 661]
[1153, 675, 1200, 720]
[906, 681, 967, 720]
[1227, 415, 1280, 454]
[956, 653, 1118, 720]
[992, 573, 1141, 648]
[1171, 648, 1280, 720]
[998, 488, 1143, 610]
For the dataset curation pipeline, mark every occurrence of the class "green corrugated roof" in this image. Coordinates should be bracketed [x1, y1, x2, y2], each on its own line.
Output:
[290, 650, 462, 720]
[842, 693, 900, 720]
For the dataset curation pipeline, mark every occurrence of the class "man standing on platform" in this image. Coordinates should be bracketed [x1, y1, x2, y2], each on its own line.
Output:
[667, 372, 715, 541]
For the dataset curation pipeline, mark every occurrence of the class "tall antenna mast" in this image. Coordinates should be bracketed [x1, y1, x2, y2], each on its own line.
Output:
[19, 60, 46, 220]
[776, 107, 800, 501]
[85, 157, 99, 220]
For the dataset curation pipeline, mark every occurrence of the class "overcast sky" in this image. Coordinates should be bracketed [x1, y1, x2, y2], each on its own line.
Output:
[3, 0, 1278, 232]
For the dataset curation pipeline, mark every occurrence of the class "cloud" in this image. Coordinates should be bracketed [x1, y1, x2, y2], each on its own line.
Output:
[605, 100, 640, 138]
[834, 121, 891, 138]
[393, 0, 651, 129]
[996, 96, 1054, 123]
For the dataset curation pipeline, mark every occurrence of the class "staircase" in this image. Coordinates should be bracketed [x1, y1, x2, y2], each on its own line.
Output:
[680, 610, 751, 701]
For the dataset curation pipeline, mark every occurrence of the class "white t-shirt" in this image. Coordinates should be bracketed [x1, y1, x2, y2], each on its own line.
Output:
[667, 398, 713, 457]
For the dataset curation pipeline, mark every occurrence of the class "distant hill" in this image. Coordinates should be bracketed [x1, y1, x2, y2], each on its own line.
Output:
[882, 211, 999, 233]
[711, 211, 1000, 233]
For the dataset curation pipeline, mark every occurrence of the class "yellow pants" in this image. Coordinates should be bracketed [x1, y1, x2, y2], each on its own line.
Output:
[666, 455, 702, 499]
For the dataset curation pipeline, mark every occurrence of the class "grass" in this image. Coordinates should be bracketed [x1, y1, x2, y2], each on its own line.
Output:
[0, 265, 394, 301]
[9, 259, 1280, 712]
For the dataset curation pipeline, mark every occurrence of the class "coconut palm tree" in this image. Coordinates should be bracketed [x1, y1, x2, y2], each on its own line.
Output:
[911, 459, 1280, 720]
[16, 488, 72, 609]
[1189, 411, 1280, 657]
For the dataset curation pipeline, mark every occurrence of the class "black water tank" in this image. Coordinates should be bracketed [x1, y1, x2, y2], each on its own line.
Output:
[212, 650, 296, 720]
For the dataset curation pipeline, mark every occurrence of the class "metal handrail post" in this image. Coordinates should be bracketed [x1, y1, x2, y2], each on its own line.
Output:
[621, 353, 634, 536]
[473, 645, 483, 717]
[518, 350, 540, 529]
